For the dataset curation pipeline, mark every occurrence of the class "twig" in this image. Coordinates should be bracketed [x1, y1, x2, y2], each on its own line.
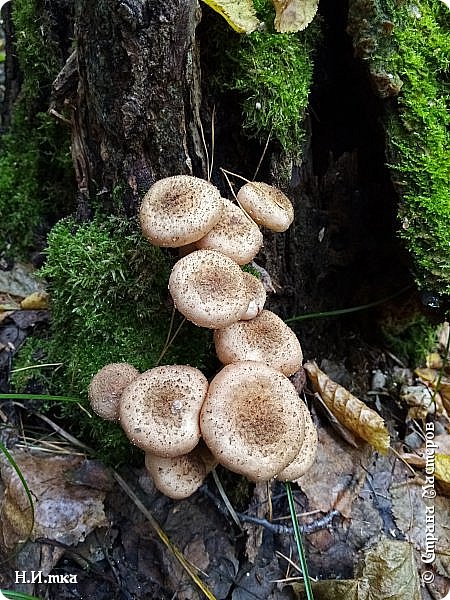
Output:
[200, 485, 339, 535]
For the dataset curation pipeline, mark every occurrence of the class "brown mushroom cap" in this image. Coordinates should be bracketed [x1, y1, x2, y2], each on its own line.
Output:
[88, 363, 140, 421]
[276, 401, 318, 481]
[213, 309, 303, 376]
[144, 441, 217, 500]
[145, 450, 206, 500]
[139, 175, 223, 247]
[237, 182, 294, 232]
[200, 361, 305, 481]
[240, 271, 267, 320]
[168, 249, 249, 329]
[195, 198, 263, 265]
[119, 365, 208, 457]
[237, 181, 294, 232]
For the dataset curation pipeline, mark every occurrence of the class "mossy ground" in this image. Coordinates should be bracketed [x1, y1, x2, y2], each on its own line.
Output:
[349, 0, 450, 298]
[13, 217, 211, 465]
[0, 0, 74, 257]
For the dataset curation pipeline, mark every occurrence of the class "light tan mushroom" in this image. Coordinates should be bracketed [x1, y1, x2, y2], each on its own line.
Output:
[195, 198, 263, 265]
[168, 249, 249, 329]
[276, 401, 318, 481]
[145, 442, 216, 500]
[139, 175, 223, 247]
[200, 361, 305, 482]
[240, 271, 267, 320]
[213, 310, 302, 376]
[237, 182, 294, 232]
[119, 365, 208, 457]
[88, 363, 140, 421]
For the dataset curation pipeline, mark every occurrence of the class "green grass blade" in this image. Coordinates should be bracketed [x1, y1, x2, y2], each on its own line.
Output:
[0, 394, 80, 403]
[285, 284, 413, 323]
[1, 591, 42, 599]
[285, 482, 314, 600]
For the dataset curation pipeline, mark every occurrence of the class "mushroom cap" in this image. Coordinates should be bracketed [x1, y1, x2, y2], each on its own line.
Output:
[237, 182, 294, 232]
[119, 365, 208, 457]
[240, 271, 267, 320]
[213, 309, 303, 376]
[200, 361, 305, 481]
[168, 249, 249, 329]
[139, 175, 223, 247]
[88, 363, 140, 421]
[145, 449, 207, 500]
[195, 198, 263, 265]
[144, 441, 217, 500]
[276, 402, 318, 481]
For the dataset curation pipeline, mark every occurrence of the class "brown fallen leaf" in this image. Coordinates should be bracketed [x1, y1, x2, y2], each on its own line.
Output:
[415, 367, 450, 414]
[435, 453, 450, 495]
[20, 290, 49, 310]
[273, 0, 319, 32]
[200, 0, 260, 33]
[0, 450, 108, 553]
[304, 361, 390, 454]
[291, 538, 421, 600]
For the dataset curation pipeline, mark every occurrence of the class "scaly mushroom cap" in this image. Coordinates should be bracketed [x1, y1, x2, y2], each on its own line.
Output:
[213, 310, 303, 376]
[119, 365, 208, 457]
[139, 175, 223, 247]
[200, 361, 305, 481]
[240, 271, 267, 320]
[195, 198, 263, 265]
[145, 441, 217, 500]
[237, 182, 294, 232]
[168, 249, 249, 329]
[276, 401, 318, 481]
[88, 363, 140, 422]
[145, 450, 205, 500]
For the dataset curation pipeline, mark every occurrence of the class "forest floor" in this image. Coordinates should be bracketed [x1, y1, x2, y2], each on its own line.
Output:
[0, 263, 449, 600]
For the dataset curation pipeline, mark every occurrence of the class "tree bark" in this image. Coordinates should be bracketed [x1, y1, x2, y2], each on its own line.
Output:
[52, 0, 207, 219]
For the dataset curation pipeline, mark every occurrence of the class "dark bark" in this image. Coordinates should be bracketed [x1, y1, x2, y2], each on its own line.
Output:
[52, 0, 206, 218]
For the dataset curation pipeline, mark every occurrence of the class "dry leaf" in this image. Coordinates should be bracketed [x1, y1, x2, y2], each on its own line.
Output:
[273, 0, 319, 32]
[0, 451, 108, 552]
[415, 367, 450, 413]
[200, 0, 260, 33]
[291, 539, 421, 600]
[391, 482, 450, 577]
[304, 361, 390, 454]
[435, 453, 450, 485]
[20, 290, 49, 310]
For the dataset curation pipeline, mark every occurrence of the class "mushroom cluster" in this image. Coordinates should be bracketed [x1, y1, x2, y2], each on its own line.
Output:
[88, 174, 317, 498]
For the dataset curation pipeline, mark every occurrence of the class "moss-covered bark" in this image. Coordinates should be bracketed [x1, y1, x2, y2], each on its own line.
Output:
[348, 0, 450, 298]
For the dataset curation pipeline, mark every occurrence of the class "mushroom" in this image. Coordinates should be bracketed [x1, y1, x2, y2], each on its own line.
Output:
[88, 362, 140, 421]
[213, 309, 303, 376]
[195, 198, 263, 265]
[168, 249, 249, 329]
[276, 401, 318, 481]
[237, 182, 294, 232]
[200, 361, 305, 481]
[119, 365, 208, 457]
[240, 271, 267, 320]
[145, 442, 216, 500]
[139, 175, 223, 247]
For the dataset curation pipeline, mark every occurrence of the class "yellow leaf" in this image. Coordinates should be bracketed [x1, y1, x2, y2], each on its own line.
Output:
[435, 453, 450, 484]
[200, 0, 260, 33]
[304, 361, 390, 454]
[273, 0, 319, 33]
[20, 290, 49, 310]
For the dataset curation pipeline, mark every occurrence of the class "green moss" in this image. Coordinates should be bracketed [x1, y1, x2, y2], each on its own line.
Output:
[232, 30, 314, 158]
[0, 0, 74, 256]
[348, 0, 450, 297]
[381, 314, 437, 366]
[13, 216, 210, 465]
[204, 0, 316, 161]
